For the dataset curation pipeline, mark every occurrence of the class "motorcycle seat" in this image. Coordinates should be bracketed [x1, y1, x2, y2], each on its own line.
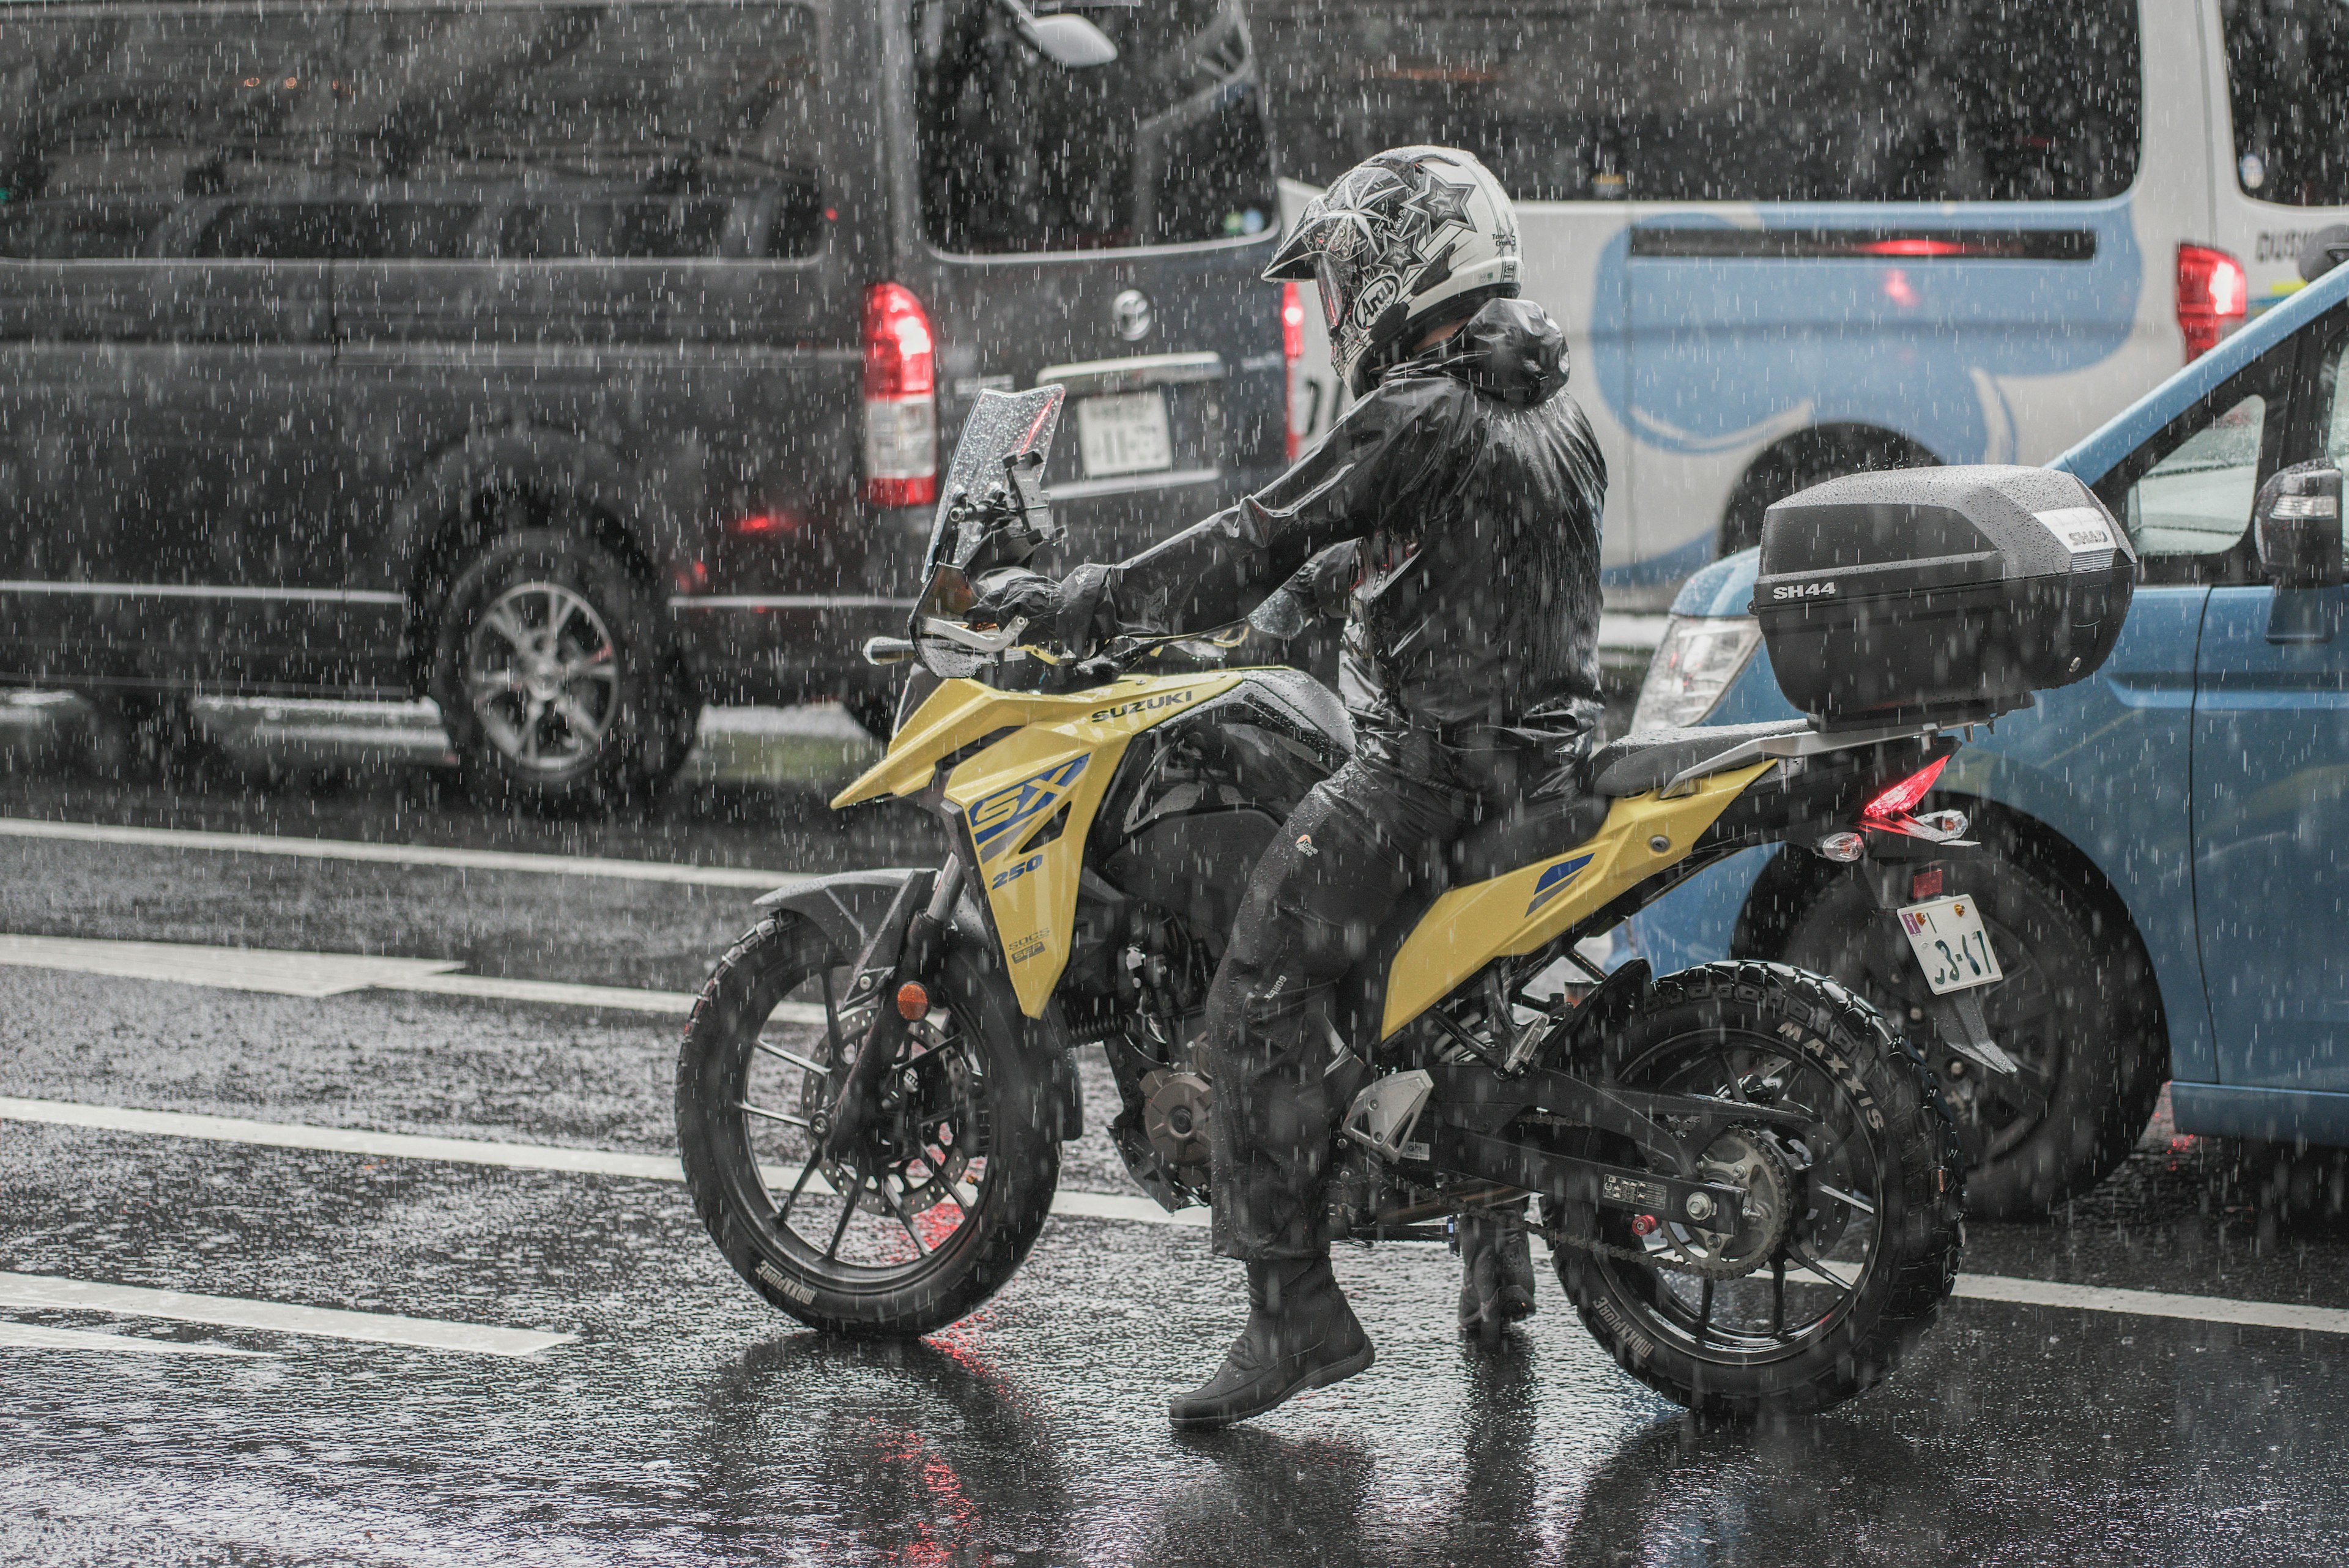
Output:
[1586, 718, 1815, 798]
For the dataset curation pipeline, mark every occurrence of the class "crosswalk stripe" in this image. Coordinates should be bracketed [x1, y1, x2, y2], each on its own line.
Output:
[0, 1272, 574, 1358]
[0, 815, 815, 891]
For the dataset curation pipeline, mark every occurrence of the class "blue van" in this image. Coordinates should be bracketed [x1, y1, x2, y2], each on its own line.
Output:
[1627, 258, 2349, 1217]
[1258, 0, 2349, 606]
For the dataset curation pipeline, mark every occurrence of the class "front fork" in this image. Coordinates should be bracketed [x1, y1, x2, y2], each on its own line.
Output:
[816, 854, 967, 1165]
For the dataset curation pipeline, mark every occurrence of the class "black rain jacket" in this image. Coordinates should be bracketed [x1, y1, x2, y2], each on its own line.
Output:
[1110, 295, 1609, 773]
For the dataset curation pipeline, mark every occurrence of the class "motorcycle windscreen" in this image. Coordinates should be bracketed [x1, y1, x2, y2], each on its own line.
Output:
[919, 385, 1066, 581]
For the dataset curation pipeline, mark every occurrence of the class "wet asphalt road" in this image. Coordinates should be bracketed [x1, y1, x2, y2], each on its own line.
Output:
[7, 708, 2349, 1566]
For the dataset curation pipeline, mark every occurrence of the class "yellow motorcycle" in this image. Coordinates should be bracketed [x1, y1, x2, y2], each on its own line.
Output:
[677, 387, 2132, 1418]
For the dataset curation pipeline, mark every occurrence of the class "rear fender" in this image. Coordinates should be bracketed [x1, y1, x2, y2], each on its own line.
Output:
[754, 870, 1082, 1140]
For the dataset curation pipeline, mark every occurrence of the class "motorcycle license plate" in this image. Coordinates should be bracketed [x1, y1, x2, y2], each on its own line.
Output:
[1075, 390, 1172, 478]
[1896, 895, 2005, 995]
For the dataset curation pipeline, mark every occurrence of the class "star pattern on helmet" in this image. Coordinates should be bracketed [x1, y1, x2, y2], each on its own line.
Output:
[1401, 169, 1475, 237]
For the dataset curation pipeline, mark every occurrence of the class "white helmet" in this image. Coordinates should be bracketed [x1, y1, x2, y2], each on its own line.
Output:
[1263, 146, 1521, 396]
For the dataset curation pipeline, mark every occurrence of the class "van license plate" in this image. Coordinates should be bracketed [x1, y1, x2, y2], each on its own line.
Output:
[1075, 391, 1172, 478]
[1896, 895, 2005, 995]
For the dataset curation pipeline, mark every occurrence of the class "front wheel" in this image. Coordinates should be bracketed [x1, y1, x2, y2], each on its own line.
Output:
[1550, 962, 1964, 1419]
[675, 913, 1061, 1337]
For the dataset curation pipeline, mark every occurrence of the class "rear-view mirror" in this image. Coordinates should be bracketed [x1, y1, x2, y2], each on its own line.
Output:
[2254, 462, 2347, 590]
[993, 1, 1119, 69]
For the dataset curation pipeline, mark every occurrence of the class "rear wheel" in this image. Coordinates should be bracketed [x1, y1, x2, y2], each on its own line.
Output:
[431, 526, 666, 811]
[1549, 962, 1963, 1419]
[675, 912, 1060, 1337]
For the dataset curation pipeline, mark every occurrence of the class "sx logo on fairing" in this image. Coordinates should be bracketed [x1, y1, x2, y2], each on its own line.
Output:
[967, 755, 1089, 863]
[1525, 853, 1595, 916]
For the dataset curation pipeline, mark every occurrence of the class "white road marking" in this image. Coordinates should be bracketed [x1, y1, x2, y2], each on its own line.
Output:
[0, 1096, 685, 1180]
[0, 1273, 574, 1358]
[0, 934, 833, 1021]
[17, 1097, 2347, 1337]
[0, 934, 463, 998]
[1948, 1272, 2349, 1337]
[0, 1320, 275, 1358]
[0, 816, 813, 891]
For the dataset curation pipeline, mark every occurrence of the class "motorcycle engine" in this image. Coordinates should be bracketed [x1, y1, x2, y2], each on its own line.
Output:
[1140, 1068, 1214, 1181]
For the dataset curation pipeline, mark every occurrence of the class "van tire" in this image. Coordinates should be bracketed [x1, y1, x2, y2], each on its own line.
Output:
[1720, 426, 1937, 556]
[1760, 830, 2167, 1219]
[431, 527, 666, 812]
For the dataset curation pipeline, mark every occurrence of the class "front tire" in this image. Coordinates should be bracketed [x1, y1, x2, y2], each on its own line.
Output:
[1551, 962, 1964, 1419]
[676, 912, 1060, 1337]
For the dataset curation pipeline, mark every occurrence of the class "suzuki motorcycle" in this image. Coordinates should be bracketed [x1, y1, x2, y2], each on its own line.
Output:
[678, 387, 2125, 1418]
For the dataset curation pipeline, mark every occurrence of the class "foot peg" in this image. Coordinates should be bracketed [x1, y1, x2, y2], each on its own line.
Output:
[1341, 1069, 1433, 1163]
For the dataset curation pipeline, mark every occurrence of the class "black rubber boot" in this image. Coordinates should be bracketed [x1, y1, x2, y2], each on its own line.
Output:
[1456, 1213, 1538, 1340]
[1168, 1257, 1374, 1430]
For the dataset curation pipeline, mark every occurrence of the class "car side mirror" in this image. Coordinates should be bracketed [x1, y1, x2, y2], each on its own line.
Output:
[2255, 463, 2346, 590]
[993, 0, 1119, 68]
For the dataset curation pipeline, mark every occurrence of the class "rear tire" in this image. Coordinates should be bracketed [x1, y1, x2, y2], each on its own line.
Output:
[431, 526, 666, 812]
[1551, 962, 1964, 1420]
[676, 913, 1060, 1337]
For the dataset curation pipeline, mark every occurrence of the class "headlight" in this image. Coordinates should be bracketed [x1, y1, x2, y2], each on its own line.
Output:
[1629, 614, 1762, 732]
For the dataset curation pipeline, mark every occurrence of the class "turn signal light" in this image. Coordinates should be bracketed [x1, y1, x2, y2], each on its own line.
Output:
[895, 981, 930, 1020]
[1863, 755, 1950, 820]
[863, 282, 938, 507]
[2177, 243, 2247, 361]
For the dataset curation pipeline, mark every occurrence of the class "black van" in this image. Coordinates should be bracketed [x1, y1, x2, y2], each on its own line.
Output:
[0, 0, 1288, 805]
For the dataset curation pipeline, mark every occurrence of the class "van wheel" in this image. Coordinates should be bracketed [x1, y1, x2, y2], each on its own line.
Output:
[1720, 426, 1935, 556]
[431, 527, 665, 811]
[1765, 833, 2166, 1219]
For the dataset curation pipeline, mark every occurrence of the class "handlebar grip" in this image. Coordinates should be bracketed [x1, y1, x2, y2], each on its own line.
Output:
[861, 636, 916, 666]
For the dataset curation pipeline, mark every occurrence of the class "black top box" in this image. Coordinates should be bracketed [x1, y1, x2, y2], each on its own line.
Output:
[1751, 465, 2137, 730]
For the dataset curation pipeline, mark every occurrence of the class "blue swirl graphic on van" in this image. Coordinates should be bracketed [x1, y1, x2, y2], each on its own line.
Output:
[1587, 199, 2142, 467]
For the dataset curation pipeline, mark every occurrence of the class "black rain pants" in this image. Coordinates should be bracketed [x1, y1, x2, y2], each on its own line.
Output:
[1203, 729, 1577, 1263]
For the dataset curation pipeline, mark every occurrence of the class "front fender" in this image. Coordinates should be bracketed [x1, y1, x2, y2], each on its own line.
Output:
[754, 869, 1082, 1140]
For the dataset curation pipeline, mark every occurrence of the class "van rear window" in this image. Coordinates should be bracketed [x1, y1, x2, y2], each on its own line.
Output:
[2223, 0, 2349, 206]
[914, 0, 1275, 253]
[0, 1, 825, 261]
[1255, 0, 2141, 204]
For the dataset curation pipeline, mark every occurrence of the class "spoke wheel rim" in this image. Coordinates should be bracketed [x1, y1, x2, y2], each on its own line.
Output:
[730, 959, 994, 1285]
[465, 580, 623, 773]
[1581, 1025, 1889, 1367]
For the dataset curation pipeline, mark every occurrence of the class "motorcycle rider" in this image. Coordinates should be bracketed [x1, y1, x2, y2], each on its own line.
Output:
[970, 146, 1607, 1427]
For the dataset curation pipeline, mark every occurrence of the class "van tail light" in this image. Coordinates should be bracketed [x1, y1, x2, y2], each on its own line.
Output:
[862, 281, 937, 507]
[1281, 280, 1308, 463]
[1863, 754, 1951, 821]
[2177, 244, 2247, 362]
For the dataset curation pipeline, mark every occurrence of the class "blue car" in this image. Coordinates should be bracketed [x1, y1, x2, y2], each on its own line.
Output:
[1630, 259, 2349, 1218]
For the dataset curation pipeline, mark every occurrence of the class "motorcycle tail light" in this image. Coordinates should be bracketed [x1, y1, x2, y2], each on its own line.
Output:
[2176, 243, 2247, 361]
[863, 281, 937, 507]
[1863, 755, 1950, 820]
[1282, 280, 1309, 462]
